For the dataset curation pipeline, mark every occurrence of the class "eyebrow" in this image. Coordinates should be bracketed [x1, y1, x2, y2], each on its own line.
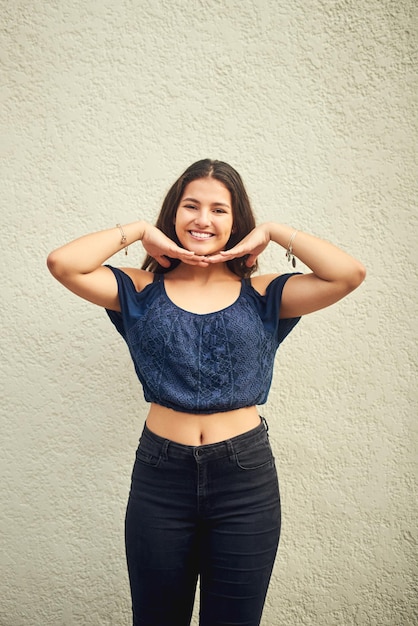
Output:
[182, 196, 231, 208]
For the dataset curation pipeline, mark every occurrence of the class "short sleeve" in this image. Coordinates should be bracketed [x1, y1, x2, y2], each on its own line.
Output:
[104, 265, 139, 339]
[268, 273, 301, 345]
[245, 273, 301, 346]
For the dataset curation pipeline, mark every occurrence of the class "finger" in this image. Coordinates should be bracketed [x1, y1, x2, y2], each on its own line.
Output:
[204, 253, 225, 263]
[171, 247, 195, 260]
[184, 256, 210, 267]
[205, 247, 246, 263]
[218, 247, 247, 260]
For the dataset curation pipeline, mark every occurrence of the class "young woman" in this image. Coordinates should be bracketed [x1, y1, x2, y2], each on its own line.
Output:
[47, 159, 366, 626]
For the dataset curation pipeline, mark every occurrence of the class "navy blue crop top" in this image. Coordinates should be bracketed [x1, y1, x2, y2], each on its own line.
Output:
[105, 266, 301, 414]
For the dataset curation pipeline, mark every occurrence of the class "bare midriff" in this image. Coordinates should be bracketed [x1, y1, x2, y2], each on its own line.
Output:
[146, 403, 261, 446]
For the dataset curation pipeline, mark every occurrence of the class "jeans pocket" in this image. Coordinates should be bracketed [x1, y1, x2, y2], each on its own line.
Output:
[135, 440, 162, 467]
[235, 440, 274, 471]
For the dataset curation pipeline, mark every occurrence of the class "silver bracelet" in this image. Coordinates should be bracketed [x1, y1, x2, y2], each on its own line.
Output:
[285, 230, 298, 268]
[116, 223, 128, 256]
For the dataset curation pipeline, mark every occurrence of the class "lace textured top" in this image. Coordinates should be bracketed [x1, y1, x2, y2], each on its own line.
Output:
[106, 266, 301, 414]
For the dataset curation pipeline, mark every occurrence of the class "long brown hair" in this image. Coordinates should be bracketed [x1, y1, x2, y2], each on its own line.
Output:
[142, 159, 257, 277]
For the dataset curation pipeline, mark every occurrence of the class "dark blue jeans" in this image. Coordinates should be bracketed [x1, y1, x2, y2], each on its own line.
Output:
[125, 418, 281, 626]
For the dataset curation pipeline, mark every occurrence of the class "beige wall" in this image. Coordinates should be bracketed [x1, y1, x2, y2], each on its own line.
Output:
[1, 0, 417, 624]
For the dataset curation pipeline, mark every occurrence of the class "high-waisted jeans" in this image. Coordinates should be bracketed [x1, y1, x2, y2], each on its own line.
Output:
[125, 418, 281, 626]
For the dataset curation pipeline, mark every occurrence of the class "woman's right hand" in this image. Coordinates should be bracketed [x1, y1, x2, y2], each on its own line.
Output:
[141, 223, 210, 268]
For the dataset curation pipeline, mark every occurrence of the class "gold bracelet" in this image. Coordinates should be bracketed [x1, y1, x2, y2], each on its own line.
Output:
[116, 224, 128, 255]
[285, 230, 298, 268]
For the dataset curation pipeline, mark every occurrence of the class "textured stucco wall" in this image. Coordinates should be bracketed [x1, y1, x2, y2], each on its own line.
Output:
[1, 0, 417, 624]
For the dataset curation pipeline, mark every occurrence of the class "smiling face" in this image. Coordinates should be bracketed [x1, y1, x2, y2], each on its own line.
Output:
[175, 177, 234, 255]
[142, 159, 258, 277]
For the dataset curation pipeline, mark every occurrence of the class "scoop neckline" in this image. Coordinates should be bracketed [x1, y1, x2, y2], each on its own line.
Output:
[159, 274, 245, 317]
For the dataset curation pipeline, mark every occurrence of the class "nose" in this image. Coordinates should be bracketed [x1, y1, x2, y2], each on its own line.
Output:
[194, 208, 211, 228]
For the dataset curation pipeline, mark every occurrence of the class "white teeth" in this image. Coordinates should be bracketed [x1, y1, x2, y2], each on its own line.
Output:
[190, 231, 213, 239]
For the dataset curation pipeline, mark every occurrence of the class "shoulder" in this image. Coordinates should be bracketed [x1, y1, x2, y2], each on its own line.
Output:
[112, 267, 155, 293]
[249, 273, 281, 296]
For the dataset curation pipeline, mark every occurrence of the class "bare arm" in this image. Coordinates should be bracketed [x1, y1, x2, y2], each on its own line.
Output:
[207, 222, 366, 317]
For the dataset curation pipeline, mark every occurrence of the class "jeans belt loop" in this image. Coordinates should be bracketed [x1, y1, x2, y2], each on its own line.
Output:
[226, 438, 236, 462]
[162, 439, 170, 461]
[261, 416, 269, 433]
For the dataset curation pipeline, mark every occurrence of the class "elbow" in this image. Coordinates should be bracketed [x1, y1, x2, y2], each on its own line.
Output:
[345, 261, 367, 292]
[46, 250, 67, 280]
[46, 250, 59, 277]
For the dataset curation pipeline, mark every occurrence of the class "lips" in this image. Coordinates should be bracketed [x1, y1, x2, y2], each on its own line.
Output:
[189, 231, 214, 240]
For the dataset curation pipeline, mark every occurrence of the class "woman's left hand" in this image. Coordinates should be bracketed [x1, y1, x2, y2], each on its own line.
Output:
[206, 224, 271, 266]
